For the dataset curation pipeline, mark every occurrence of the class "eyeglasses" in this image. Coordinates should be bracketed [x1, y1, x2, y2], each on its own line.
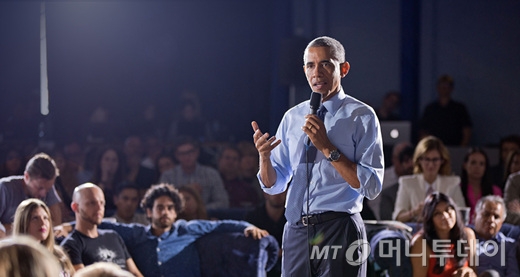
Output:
[419, 157, 443, 164]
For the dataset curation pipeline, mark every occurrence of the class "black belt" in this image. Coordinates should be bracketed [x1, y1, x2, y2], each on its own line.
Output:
[301, 211, 350, 226]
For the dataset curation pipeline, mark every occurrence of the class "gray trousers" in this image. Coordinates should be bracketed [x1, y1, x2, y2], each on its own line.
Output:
[281, 213, 368, 277]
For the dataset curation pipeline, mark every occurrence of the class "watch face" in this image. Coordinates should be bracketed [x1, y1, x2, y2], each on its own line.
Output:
[329, 150, 340, 161]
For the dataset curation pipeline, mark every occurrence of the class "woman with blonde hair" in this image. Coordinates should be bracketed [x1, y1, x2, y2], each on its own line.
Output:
[13, 198, 75, 276]
[393, 136, 466, 223]
[0, 235, 62, 277]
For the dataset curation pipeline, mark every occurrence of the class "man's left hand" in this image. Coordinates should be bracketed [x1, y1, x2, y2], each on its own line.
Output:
[244, 226, 269, 239]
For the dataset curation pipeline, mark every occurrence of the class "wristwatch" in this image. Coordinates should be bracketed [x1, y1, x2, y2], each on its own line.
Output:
[327, 149, 341, 162]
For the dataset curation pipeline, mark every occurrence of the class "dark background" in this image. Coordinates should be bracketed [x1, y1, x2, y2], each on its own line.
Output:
[1, 0, 519, 147]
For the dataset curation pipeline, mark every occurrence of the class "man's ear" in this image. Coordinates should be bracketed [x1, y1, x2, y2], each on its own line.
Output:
[340, 62, 350, 77]
[146, 208, 152, 219]
[23, 171, 30, 184]
[71, 202, 79, 213]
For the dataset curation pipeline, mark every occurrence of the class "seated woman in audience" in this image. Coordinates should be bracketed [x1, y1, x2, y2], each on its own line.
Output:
[410, 192, 477, 277]
[503, 151, 520, 224]
[502, 149, 520, 187]
[177, 185, 208, 220]
[0, 236, 63, 277]
[90, 146, 126, 211]
[0, 145, 25, 178]
[460, 147, 502, 223]
[12, 198, 75, 276]
[393, 136, 466, 223]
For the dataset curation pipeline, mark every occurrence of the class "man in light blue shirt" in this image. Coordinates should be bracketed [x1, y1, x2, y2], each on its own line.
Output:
[98, 183, 268, 277]
[252, 36, 384, 277]
[473, 195, 519, 277]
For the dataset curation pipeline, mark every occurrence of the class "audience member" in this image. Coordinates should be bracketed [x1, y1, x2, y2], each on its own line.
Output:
[410, 192, 477, 277]
[378, 144, 415, 220]
[245, 191, 287, 277]
[0, 152, 62, 237]
[94, 183, 268, 277]
[140, 134, 164, 170]
[369, 142, 413, 220]
[375, 90, 401, 121]
[178, 185, 208, 220]
[166, 91, 213, 143]
[418, 74, 472, 146]
[90, 146, 126, 212]
[51, 148, 78, 222]
[460, 148, 502, 223]
[123, 135, 158, 192]
[393, 136, 466, 222]
[503, 171, 520, 225]
[0, 145, 25, 178]
[472, 195, 519, 276]
[109, 181, 148, 225]
[0, 235, 62, 277]
[503, 150, 520, 186]
[489, 135, 520, 189]
[156, 151, 176, 176]
[217, 144, 259, 208]
[237, 140, 264, 200]
[60, 183, 143, 276]
[12, 198, 75, 276]
[159, 136, 229, 209]
[75, 262, 135, 277]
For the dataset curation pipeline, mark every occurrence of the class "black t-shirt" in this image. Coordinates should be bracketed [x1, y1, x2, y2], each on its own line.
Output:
[61, 229, 131, 270]
[419, 100, 472, 146]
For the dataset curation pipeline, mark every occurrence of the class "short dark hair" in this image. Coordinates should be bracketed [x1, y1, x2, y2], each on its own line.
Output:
[140, 183, 183, 214]
[304, 36, 346, 63]
[173, 136, 200, 152]
[24, 152, 59, 180]
[114, 181, 140, 197]
[398, 145, 415, 164]
[437, 74, 454, 87]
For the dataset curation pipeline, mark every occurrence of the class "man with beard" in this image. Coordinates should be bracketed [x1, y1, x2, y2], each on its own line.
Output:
[95, 183, 269, 277]
[60, 183, 143, 276]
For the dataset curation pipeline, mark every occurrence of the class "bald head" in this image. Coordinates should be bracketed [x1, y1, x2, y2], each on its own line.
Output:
[72, 183, 103, 203]
[71, 183, 106, 226]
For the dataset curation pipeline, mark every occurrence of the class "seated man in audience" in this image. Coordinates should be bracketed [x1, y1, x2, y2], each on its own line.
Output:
[378, 144, 415, 220]
[159, 136, 229, 209]
[472, 195, 519, 276]
[217, 144, 259, 208]
[245, 191, 287, 277]
[0, 152, 62, 237]
[60, 183, 143, 276]
[108, 181, 148, 225]
[63, 183, 268, 277]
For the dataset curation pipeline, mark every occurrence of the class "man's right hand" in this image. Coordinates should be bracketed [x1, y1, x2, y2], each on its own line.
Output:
[251, 121, 281, 159]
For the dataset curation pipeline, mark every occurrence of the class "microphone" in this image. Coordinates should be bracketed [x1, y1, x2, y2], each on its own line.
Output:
[309, 92, 322, 115]
[306, 92, 322, 145]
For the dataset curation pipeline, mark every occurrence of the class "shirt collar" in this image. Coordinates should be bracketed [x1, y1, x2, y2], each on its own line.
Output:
[322, 88, 346, 116]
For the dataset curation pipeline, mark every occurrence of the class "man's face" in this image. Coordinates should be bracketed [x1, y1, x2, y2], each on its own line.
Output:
[396, 157, 413, 177]
[175, 144, 199, 168]
[437, 81, 453, 99]
[147, 195, 177, 230]
[114, 188, 140, 219]
[474, 201, 504, 240]
[303, 46, 348, 101]
[75, 187, 106, 226]
[24, 173, 56, 199]
[218, 149, 240, 176]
